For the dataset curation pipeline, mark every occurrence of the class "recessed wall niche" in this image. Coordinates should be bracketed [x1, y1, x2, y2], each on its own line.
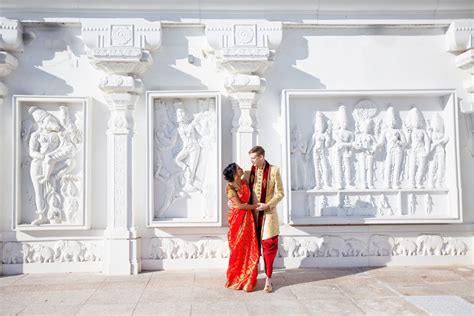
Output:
[281, 90, 461, 225]
[146, 91, 222, 227]
[13, 96, 90, 230]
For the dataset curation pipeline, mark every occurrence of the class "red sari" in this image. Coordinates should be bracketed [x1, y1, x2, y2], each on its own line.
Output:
[225, 180, 260, 292]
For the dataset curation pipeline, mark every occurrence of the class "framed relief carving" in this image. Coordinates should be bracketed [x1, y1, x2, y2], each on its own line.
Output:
[147, 91, 222, 227]
[13, 96, 90, 230]
[281, 90, 461, 224]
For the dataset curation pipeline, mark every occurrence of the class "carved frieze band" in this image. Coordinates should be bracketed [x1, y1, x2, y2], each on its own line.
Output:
[2, 240, 103, 264]
[278, 235, 468, 258]
[145, 234, 468, 260]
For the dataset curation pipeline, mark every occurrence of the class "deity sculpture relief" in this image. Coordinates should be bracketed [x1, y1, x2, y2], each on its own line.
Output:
[320, 195, 328, 216]
[424, 194, 433, 215]
[307, 112, 332, 189]
[290, 126, 307, 190]
[378, 194, 393, 216]
[377, 107, 406, 189]
[353, 104, 378, 189]
[427, 114, 448, 188]
[332, 105, 354, 189]
[28, 106, 82, 225]
[408, 193, 417, 215]
[404, 107, 430, 189]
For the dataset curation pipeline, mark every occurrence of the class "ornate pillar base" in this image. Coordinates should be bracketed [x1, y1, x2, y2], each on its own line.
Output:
[104, 229, 141, 275]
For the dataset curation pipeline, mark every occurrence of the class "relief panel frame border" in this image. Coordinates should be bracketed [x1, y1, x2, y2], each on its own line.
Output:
[146, 90, 222, 227]
[281, 89, 462, 225]
[12, 95, 91, 231]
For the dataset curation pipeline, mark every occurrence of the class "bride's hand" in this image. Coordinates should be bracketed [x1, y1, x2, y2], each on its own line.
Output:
[227, 200, 234, 209]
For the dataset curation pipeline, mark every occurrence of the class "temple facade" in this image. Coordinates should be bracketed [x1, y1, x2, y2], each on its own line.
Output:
[0, 0, 473, 274]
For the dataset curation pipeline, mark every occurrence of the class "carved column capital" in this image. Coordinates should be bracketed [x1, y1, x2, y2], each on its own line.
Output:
[0, 19, 24, 52]
[81, 21, 161, 76]
[0, 19, 23, 100]
[446, 22, 474, 155]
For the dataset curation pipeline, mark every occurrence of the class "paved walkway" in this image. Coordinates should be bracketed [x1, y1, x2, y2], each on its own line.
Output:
[1, 266, 473, 315]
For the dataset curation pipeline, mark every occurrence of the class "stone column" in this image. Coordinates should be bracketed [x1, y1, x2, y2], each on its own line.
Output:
[82, 21, 161, 274]
[205, 23, 282, 165]
[0, 19, 23, 275]
[446, 22, 474, 155]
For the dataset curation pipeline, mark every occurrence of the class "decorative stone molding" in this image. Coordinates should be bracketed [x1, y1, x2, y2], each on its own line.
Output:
[446, 21, 474, 155]
[81, 20, 162, 274]
[0, 19, 23, 103]
[205, 22, 282, 164]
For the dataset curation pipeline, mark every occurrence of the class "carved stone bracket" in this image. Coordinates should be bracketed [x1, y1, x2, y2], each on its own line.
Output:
[81, 21, 162, 274]
[0, 19, 23, 103]
[446, 21, 474, 155]
[205, 22, 282, 163]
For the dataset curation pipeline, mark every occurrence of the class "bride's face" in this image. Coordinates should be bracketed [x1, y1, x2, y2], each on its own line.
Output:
[234, 165, 243, 179]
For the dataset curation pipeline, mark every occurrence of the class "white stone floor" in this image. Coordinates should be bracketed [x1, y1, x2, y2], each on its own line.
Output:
[1, 266, 473, 315]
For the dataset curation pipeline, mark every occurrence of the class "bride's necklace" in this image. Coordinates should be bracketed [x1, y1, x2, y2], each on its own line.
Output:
[232, 181, 242, 191]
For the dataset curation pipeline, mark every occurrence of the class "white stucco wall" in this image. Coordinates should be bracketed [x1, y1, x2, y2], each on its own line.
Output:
[0, 3, 473, 273]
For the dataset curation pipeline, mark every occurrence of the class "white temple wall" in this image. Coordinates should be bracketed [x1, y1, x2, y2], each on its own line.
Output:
[0, 14, 473, 274]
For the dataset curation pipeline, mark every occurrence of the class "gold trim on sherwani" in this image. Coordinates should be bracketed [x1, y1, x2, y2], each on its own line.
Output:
[244, 163, 284, 240]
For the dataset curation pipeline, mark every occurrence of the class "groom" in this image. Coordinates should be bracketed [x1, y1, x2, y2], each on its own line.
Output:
[244, 146, 284, 292]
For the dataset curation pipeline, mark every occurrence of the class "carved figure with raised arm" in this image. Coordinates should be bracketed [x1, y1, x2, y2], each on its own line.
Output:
[377, 106, 406, 189]
[404, 107, 431, 189]
[332, 105, 354, 189]
[427, 114, 449, 188]
[175, 102, 202, 192]
[307, 112, 332, 189]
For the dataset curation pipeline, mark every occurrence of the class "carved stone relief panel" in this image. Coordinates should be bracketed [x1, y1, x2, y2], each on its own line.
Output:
[282, 90, 461, 224]
[13, 96, 89, 230]
[147, 91, 221, 226]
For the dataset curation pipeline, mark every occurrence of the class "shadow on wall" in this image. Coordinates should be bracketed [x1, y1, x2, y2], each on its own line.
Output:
[266, 32, 326, 91]
[142, 27, 208, 91]
[7, 24, 90, 95]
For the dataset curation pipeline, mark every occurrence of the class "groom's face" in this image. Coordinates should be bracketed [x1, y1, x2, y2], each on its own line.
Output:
[249, 152, 264, 168]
